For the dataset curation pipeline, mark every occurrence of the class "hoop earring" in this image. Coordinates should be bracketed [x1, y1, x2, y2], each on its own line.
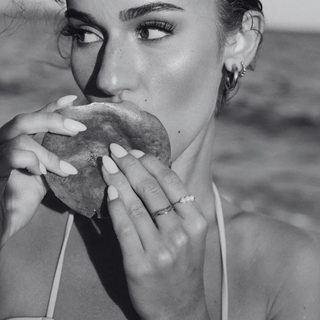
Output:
[225, 64, 239, 92]
[225, 62, 247, 92]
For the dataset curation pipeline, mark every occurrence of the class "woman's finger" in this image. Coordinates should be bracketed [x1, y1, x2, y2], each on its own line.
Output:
[107, 145, 183, 232]
[38, 95, 78, 113]
[121, 146, 201, 222]
[0, 136, 78, 177]
[0, 112, 86, 145]
[0, 148, 46, 178]
[130, 151, 208, 240]
[138, 153, 202, 217]
[102, 155, 162, 250]
[107, 185, 145, 262]
[0, 95, 86, 145]
[0, 148, 46, 199]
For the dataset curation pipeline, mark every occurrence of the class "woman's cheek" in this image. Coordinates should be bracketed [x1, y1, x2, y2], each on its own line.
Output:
[71, 49, 97, 95]
[147, 49, 220, 158]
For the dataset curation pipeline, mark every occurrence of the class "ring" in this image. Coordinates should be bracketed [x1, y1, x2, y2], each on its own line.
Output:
[151, 204, 175, 219]
[173, 195, 195, 205]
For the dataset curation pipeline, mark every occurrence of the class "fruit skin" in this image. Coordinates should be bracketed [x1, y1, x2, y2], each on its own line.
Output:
[42, 103, 171, 218]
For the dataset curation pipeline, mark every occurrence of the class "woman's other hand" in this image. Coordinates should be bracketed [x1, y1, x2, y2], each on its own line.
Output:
[102, 143, 210, 320]
[0, 95, 85, 247]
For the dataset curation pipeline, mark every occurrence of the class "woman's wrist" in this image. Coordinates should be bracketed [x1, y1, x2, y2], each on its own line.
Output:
[149, 298, 210, 320]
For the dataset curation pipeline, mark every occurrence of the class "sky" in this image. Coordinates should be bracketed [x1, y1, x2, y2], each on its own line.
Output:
[264, 0, 320, 32]
[1, 0, 320, 32]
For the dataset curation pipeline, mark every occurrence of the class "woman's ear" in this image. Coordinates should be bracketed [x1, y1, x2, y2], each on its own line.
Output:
[223, 11, 265, 72]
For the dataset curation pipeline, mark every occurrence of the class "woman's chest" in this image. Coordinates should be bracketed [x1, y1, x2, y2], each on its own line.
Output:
[0, 209, 139, 320]
[54, 220, 139, 320]
[203, 227, 271, 320]
[0, 205, 271, 320]
[0, 249, 137, 320]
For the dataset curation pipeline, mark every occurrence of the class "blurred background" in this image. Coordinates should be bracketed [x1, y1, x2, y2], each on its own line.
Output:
[0, 0, 319, 231]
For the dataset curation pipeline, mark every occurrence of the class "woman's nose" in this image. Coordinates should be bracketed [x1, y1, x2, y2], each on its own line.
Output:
[95, 39, 139, 97]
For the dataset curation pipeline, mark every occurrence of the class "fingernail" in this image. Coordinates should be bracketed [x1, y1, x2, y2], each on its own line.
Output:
[39, 162, 47, 175]
[110, 143, 128, 158]
[60, 160, 78, 175]
[108, 185, 118, 200]
[129, 149, 145, 159]
[57, 95, 77, 108]
[102, 156, 119, 174]
[64, 119, 87, 133]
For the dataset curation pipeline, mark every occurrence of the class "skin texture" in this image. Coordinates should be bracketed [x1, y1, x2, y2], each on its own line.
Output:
[1, 0, 320, 320]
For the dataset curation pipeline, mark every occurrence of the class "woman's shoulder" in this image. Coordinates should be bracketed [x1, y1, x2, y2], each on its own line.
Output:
[225, 201, 320, 263]
[224, 199, 320, 318]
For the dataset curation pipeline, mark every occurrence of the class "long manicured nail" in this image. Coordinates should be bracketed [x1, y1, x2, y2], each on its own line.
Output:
[60, 160, 78, 175]
[129, 149, 145, 159]
[108, 185, 118, 200]
[110, 143, 128, 158]
[57, 95, 77, 108]
[64, 119, 87, 133]
[39, 162, 47, 175]
[102, 156, 119, 174]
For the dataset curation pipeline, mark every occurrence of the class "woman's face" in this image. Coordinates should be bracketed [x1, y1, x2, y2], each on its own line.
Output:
[66, 0, 224, 161]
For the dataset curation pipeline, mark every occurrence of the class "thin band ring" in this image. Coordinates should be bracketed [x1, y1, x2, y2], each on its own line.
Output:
[151, 204, 175, 220]
[151, 194, 195, 220]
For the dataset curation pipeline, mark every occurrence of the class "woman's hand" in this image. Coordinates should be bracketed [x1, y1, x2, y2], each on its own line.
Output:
[102, 143, 210, 320]
[0, 95, 85, 247]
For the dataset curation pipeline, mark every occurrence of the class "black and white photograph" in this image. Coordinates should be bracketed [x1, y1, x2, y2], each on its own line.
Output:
[0, 0, 320, 319]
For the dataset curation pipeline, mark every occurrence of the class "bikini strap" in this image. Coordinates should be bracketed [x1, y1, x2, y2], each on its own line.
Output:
[46, 211, 75, 319]
[212, 183, 228, 320]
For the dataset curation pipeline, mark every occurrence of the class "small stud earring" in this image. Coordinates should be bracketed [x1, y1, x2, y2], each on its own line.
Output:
[239, 61, 247, 78]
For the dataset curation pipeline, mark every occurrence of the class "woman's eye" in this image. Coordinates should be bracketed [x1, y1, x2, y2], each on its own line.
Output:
[137, 21, 175, 41]
[138, 27, 167, 40]
[61, 23, 102, 45]
[75, 30, 102, 44]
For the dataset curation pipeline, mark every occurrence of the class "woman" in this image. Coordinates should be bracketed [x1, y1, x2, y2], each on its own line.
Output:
[1, 0, 320, 319]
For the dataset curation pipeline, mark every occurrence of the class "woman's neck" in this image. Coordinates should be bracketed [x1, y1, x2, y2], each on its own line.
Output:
[171, 118, 216, 224]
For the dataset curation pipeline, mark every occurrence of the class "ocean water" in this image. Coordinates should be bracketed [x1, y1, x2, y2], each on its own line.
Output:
[214, 31, 320, 230]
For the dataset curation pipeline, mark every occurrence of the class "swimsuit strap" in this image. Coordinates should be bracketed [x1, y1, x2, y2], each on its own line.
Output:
[45, 210, 75, 319]
[212, 183, 228, 320]
[5, 212, 75, 320]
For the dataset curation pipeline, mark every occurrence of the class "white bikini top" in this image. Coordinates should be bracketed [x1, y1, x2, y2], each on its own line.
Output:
[7, 183, 228, 320]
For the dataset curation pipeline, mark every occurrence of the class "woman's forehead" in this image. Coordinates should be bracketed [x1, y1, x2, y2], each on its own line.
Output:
[66, 0, 216, 16]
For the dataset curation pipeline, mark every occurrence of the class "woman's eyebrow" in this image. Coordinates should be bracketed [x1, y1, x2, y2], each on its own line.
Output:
[119, 2, 184, 22]
[65, 9, 98, 25]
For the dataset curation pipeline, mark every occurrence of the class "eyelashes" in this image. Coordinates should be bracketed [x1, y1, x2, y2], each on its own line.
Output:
[60, 22, 102, 46]
[135, 20, 176, 41]
[60, 23, 85, 40]
[60, 19, 177, 46]
[60, 22, 77, 37]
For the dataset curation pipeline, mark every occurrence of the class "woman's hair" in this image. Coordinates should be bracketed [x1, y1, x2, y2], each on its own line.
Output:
[217, 0, 263, 45]
[216, 0, 264, 112]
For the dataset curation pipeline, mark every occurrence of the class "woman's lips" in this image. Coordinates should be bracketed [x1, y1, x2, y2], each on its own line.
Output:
[87, 99, 144, 112]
